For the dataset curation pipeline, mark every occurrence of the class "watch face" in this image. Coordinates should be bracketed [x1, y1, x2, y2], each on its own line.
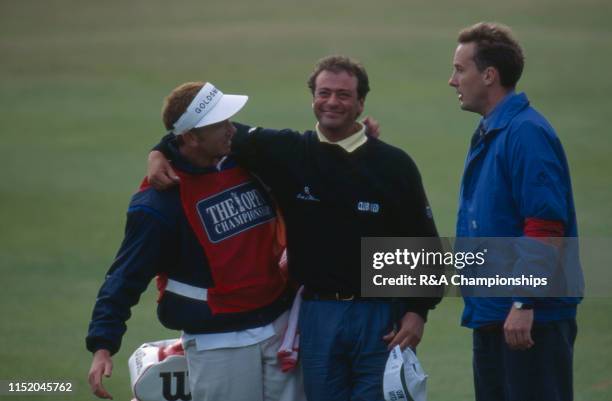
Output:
[513, 301, 533, 310]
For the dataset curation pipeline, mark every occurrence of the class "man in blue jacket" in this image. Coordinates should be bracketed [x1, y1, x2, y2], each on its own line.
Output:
[448, 22, 580, 401]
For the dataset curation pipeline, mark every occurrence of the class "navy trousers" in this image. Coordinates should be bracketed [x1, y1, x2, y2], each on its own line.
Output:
[473, 319, 577, 401]
[298, 299, 394, 401]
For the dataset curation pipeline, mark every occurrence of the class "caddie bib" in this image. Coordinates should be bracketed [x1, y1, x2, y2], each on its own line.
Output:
[141, 166, 286, 314]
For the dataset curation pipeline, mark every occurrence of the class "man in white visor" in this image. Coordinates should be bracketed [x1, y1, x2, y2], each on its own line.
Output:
[87, 82, 303, 401]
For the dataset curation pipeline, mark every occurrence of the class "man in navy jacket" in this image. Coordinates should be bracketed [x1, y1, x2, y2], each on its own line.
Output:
[86, 82, 299, 401]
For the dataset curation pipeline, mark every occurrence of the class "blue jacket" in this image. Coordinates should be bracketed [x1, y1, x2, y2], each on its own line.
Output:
[457, 92, 581, 328]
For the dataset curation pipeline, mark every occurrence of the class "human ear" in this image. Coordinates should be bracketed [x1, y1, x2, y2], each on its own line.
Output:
[357, 98, 365, 116]
[483, 67, 498, 86]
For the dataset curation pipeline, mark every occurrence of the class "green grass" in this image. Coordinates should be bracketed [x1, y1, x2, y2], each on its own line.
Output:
[1, 0, 611, 400]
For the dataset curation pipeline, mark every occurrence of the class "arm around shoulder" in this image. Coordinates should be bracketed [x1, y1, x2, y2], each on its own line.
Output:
[231, 122, 304, 177]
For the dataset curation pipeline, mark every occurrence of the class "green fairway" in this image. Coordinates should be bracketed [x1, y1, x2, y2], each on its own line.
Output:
[1, 0, 611, 400]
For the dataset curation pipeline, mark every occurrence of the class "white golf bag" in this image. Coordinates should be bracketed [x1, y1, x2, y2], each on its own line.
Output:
[128, 339, 191, 401]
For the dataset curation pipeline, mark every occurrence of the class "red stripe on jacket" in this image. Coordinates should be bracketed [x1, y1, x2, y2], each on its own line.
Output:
[524, 217, 564, 247]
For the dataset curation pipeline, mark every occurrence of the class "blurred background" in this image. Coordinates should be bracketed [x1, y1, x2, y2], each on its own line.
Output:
[1, 0, 611, 400]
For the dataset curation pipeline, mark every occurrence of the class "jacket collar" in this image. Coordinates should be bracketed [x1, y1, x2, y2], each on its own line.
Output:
[482, 91, 530, 134]
[465, 92, 530, 167]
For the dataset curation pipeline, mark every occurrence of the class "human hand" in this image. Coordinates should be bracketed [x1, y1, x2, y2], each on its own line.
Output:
[503, 307, 534, 350]
[148, 150, 179, 190]
[363, 116, 380, 138]
[88, 349, 114, 399]
[383, 311, 424, 350]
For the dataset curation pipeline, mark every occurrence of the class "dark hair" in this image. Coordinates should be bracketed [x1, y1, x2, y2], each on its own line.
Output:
[161, 82, 204, 130]
[307, 55, 370, 100]
[458, 22, 524, 88]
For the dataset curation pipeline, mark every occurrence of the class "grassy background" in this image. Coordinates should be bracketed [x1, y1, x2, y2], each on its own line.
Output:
[1, 0, 611, 400]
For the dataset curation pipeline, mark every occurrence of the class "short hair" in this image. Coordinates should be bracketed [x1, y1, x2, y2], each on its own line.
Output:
[307, 55, 370, 100]
[161, 82, 204, 131]
[457, 22, 524, 88]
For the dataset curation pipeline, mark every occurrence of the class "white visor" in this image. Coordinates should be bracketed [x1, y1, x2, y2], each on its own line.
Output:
[171, 82, 248, 135]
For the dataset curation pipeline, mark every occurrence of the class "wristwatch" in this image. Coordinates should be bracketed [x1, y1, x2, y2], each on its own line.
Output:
[513, 301, 534, 310]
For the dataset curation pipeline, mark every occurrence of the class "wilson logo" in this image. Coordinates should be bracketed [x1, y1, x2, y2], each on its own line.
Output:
[159, 372, 191, 401]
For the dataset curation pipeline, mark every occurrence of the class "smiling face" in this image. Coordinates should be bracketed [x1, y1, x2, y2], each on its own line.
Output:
[448, 42, 490, 115]
[312, 70, 364, 140]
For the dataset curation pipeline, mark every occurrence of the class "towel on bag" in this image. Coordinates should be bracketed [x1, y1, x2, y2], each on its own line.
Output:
[277, 285, 303, 372]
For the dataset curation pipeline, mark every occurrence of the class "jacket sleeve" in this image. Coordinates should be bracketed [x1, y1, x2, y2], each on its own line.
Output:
[230, 122, 302, 182]
[153, 124, 302, 186]
[507, 121, 570, 224]
[393, 154, 443, 321]
[152, 133, 175, 159]
[398, 155, 439, 238]
[506, 121, 572, 303]
[86, 205, 174, 355]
